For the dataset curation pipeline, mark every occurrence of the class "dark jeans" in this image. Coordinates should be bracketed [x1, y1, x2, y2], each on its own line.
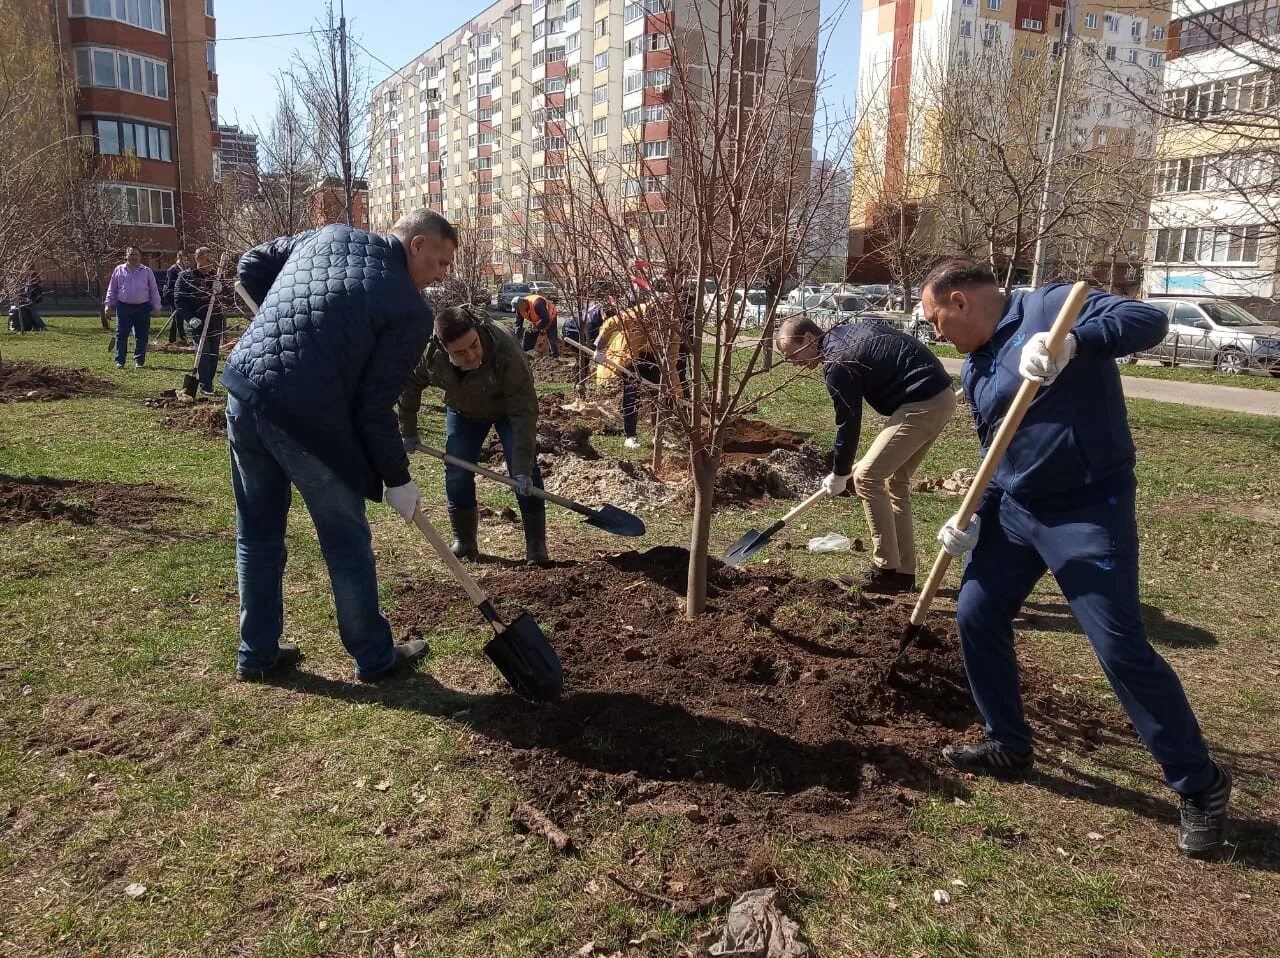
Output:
[443, 407, 544, 511]
[114, 302, 153, 366]
[621, 356, 661, 438]
[226, 395, 397, 679]
[193, 313, 224, 389]
[956, 477, 1215, 795]
[520, 322, 560, 358]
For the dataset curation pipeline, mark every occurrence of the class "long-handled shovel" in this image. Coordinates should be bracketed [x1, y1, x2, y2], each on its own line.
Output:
[418, 444, 645, 537]
[411, 508, 563, 703]
[181, 253, 229, 399]
[722, 487, 829, 566]
[887, 281, 1090, 680]
[563, 335, 693, 409]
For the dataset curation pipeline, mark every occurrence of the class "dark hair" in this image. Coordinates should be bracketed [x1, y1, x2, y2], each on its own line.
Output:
[921, 258, 997, 297]
[434, 304, 478, 344]
[126, 245, 143, 256]
[392, 208, 459, 247]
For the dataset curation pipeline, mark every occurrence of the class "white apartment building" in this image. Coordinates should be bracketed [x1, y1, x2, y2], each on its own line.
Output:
[1145, 0, 1280, 307]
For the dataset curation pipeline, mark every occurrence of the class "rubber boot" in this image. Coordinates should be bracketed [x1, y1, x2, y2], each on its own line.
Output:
[521, 502, 550, 566]
[448, 507, 479, 560]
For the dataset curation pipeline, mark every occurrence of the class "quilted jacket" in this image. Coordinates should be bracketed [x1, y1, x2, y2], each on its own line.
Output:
[222, 225, 434, 501]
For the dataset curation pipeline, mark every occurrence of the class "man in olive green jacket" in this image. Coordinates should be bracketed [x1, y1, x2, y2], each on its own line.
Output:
[400, 304, 547, 564]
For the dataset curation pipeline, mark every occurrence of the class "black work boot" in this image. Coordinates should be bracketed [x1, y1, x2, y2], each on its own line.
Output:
[1178, 763, 1232, 859]
[448, 507, 479, 560]
[860, 567, 916, 595]
[942, 738, 1035, 775]
[358, 639, 430, 684]
[236, 643, 302, 682]
[521, 502, 550, 566]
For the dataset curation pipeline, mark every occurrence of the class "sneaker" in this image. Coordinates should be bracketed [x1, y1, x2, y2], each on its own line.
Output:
[860, 567, 915, 595]
[358, 639, 430, 683]
[942, 738, 1035, 774]
[624, 436, 641, 449]
[198, 385, 216, 398]
[1178, 763, 1232, 859]
[134, 361, 144, 369]
[114, 362, 125, 369]
[236, 643, 302, 682]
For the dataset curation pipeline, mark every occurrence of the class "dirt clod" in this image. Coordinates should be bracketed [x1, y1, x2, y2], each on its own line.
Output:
[0, 474, 184, 527]
[0, 361, 115, 403]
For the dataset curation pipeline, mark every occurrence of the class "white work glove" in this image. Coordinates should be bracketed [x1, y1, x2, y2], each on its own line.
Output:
[212, 280, 224, 295]
[514, 473, 534, 497]
[821, 472, 851, 497]
[592, 348, 606, 365]
[937, 513, 981, 557]
[1019, 331, 1078, 385]
[402, 435, 422, 454]
[385, 481, 421, 523]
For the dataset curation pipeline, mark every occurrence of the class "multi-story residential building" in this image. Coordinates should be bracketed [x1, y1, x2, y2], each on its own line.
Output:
[368, 0, 817, 283]
[53, 0, 220, 274]
[217, 122, 259, 194]
[849, 0, 1170, 289]
[1145, 0, 1280, 314]
[308, 176, 371, 231]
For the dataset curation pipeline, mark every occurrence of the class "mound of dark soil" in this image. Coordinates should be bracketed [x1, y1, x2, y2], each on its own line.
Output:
[713, 443, 831, 505]
[721, 418, 810, 457]
[0, 361, 115, 403]
[391, 547, 1118, 884]
[0, 474, 184, 527]
[142, 392, 227, 438]
[527, 353, 581, 385]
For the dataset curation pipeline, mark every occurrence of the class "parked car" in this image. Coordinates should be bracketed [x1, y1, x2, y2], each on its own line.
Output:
[527, 281, 560, 303]
[495, 282, 532, 311]
[802, 293, 886, 330]
[858, 284, 893, 308]
[1136, 297, 1280, 375]
[907, 301, 936, 343]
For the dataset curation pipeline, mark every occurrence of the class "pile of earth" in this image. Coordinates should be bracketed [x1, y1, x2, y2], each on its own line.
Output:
[539, 455, 678, 513]
[526, 352, 582, 386]
[142, 391, 227, 438]
[709, 444, 830, 506]
[0, 474, 184, 527]
[482, 392, 620, 465]
[389, 546, 1119, 886]
[720, 418, 810, 458]
[912, 467, 977, 496]
[0, 361, 115, 403]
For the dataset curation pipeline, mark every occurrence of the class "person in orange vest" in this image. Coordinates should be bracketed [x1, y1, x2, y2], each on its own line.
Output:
[513, 293, 560, 359]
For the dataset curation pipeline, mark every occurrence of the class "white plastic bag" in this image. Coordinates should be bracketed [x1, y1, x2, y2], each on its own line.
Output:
[807, 532, 852, 553]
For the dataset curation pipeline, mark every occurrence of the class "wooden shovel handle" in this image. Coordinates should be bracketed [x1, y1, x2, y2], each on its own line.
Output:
[190, 253, 230, 364]
[563, 334, 641, 381]
[234, 282, 260, 315]
[782, 487, 830, 524]
[909, 281, 1090, 627]
[411, 509, 489, 607]
[419, 444, 585, 513]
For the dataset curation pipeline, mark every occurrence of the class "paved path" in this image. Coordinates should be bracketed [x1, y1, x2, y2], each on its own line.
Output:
[938, 358, 1280, 417]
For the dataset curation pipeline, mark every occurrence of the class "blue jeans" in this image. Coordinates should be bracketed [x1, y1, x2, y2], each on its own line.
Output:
[956, 477, 1215, 795]
[621, 356, 661, 438]
[520, 322, 560, 358]
[115, 302, 153, 366]
[226, 396, 397, 679]
[444, 407, 543, 511]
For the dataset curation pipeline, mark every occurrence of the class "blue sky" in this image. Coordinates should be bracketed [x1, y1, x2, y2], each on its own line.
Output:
[215, 0, 859, 135]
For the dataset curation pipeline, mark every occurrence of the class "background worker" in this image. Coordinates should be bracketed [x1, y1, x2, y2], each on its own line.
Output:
[921, 258, 1230, 859]
[775, 314, 954, 594]
[593, 301, 682, 449]
[222, 210, 456, 684]
[103, 245, 161, 369]
[174, 247, 227, 397]
[399, 305, 547, 565]
[513, 291, 560, 359]
[162, 250, 191, 344]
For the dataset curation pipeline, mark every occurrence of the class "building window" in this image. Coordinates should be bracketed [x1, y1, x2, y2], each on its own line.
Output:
[1151, 26, 1165, 40]
[624, 3, 642, 23]
[1106, 45, 1117, 60]
[1021, 18, 1042, 30]
[70, 0, 166, 34]
[624, 106, 641, 126]
[205, 0, 214, 14]
[73, 46, 168, 99]
[1154, 225, 1260, 264]
[82, 116, 173, 161]
[645, 68, 669, 89]
[1084, 12, 1097, 28]
[626, 36, 644, 57]
[643, 139, 668, 158]
[566, 33, 580, 52]
[207, 40, 216, 74]
[987, 0, 1000, 10]
[594, 51, 609, 71]
[593, 85, 609, 103]
[596, 17, 608, 37]
[959, 19, 972, 36]
[1104, 13, 1118, 31]
[1129, 49, 1140, 62]
[565, 1, 579, 19]
[592, 117, 608, 136]
[1021, 48, 1039, 58]
[983, 23, 999, 41]
[1148, 52, 1163, 67]
[103, 183, 175, 226]
[648, 32, 669, 51]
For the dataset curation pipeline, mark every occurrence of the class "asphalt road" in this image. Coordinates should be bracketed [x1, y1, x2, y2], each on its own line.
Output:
[939, 357, 1280, 417]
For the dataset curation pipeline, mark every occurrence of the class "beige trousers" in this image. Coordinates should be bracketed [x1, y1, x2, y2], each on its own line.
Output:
[852, 386, 957, 576]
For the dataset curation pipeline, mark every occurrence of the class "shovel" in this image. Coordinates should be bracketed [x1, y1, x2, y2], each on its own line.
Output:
[722, 487, 829, 566]
[411, 508, 563, 703]
[563, 335, 693, 409]
[418, 443, 645, 537]
[887, 281, 1091, 680]
[181, 253, 230, 399]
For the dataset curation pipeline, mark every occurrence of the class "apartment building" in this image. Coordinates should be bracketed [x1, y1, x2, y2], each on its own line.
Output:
[308, 176, 371, 231]
[217, 122, 259, 195]
[850, 0, 1170, 287]
[53, 0, 221, 273]
[368, 0, 818, 283]
[1145, 0, 1280, 311]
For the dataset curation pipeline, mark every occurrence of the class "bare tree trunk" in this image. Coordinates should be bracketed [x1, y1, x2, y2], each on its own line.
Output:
[686, 448, 718, 618]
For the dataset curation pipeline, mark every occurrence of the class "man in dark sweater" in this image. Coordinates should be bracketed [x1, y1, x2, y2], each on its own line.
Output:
[162, 251, 191, 343]
[222, 210, 457, 684]
[174, 247, 226, 396]
[921, 259, 1229, 858]
[776, 315, 954, 593]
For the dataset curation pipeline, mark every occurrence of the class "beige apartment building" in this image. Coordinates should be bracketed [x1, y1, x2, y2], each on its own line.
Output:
[369, 0, 818, 283]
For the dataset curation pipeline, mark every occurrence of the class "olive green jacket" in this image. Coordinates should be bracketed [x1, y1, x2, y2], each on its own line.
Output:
[397, 319, 539, 476]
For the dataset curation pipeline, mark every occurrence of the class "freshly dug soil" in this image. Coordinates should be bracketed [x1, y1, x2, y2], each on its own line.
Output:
[721, 418, 810, 457]
[0, 361, 115, 403]
[711, 444, 831, 505]
[0, 474, 184, 527]
[142, 391, 227, 438]
[391, 547, 1118, 884]
[539, 455, 678, 512]
[527, 353, 580, 385]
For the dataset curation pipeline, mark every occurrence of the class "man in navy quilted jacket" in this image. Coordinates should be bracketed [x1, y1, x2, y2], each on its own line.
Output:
[920, 259, 1230, 859]
[222, 210, 457, 684]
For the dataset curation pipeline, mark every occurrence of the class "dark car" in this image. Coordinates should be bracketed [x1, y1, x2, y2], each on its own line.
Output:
[496, 282, 532, 311]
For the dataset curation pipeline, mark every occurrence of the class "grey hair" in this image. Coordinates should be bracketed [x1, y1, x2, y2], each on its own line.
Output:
[391, 208, 459, 246]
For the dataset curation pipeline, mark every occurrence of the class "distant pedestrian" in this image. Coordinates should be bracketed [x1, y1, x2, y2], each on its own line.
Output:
[103, 245, 161, 368]
[163, 251, 192, 343]
[175, 248, 227, 397]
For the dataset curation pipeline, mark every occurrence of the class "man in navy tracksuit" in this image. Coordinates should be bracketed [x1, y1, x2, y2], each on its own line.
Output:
[920, 259, 1230, 859]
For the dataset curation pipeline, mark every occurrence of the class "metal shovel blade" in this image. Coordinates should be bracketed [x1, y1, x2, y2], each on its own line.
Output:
[482, 610, 564, 704]
[722, 519, 784, 567]
[582, 503, 646, 537]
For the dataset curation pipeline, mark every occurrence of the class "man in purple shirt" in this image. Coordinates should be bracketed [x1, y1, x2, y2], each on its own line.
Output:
[103, 245, 162, 368]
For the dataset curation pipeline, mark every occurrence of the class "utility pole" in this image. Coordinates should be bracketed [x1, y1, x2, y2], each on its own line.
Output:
[1030, 0, 1074, 287]
[338, 0, 354, 227]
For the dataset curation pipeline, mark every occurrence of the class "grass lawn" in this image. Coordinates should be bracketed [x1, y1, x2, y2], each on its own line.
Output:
[2, 317, 1278, 956]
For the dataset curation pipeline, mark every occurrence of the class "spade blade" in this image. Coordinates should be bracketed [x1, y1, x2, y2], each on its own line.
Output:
[483, 612, 563, 704]
[583, 503, 646, 537]
[722, 519, 784, 567]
